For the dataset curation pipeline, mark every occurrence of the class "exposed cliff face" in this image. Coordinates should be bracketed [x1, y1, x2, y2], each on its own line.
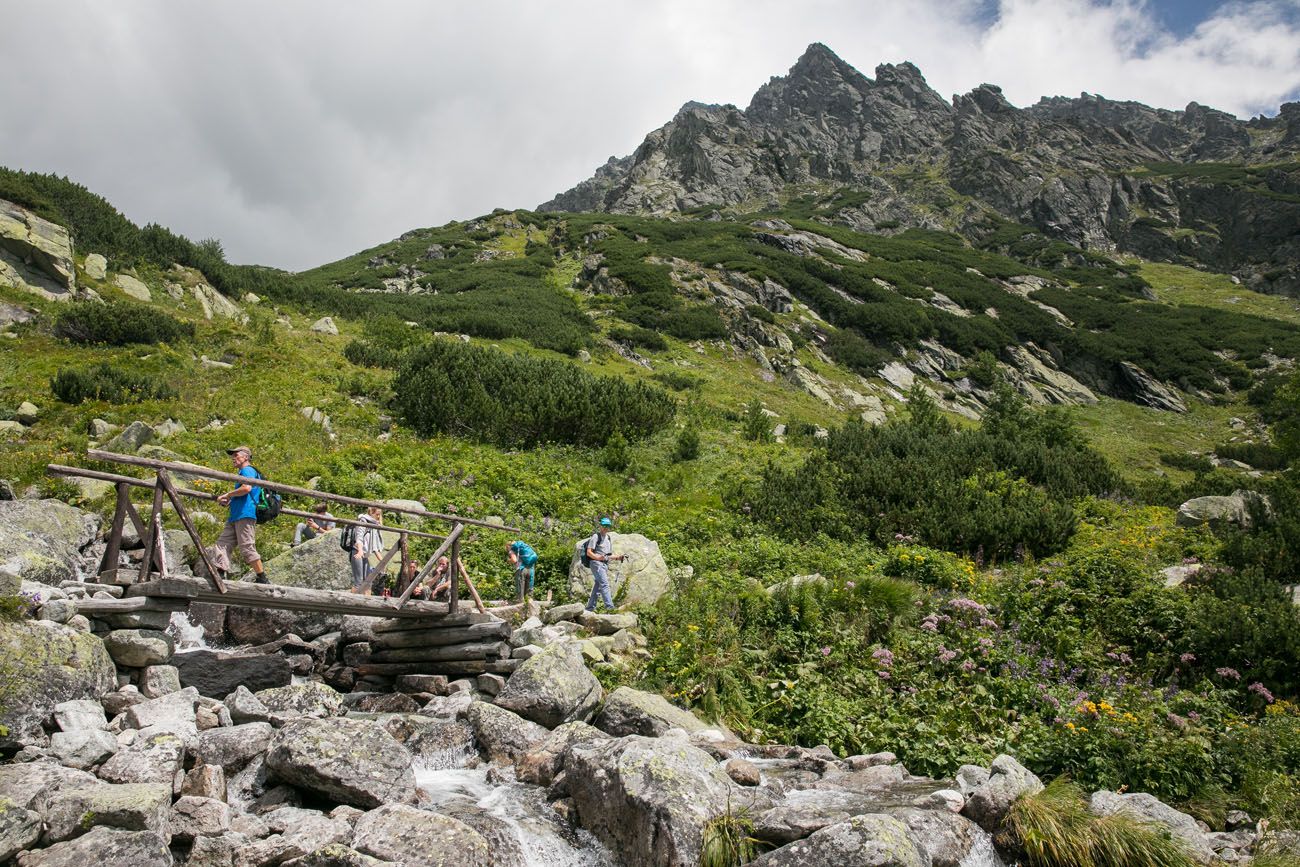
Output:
[542, 43, 1300, 294]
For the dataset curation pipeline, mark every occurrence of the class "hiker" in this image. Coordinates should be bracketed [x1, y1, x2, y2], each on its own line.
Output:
[350, 505, 384, 593]
[410, 555, 452, 601]
[211, 445, 268, 584]
[584, 517, 625, 612]
[293, 501, 336, 546]
[507, 539, 538, 603]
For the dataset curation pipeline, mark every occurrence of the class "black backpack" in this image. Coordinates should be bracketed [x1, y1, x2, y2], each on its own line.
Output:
[251, 468, 282, 524]
[577, 533, 599, 568]
[340, 524, 357, 552]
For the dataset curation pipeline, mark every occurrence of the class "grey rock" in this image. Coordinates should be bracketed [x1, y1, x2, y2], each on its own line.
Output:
[725, 757, 762, 786]
[961, 754, 1043, 832]
[140, 665, 181, 698]
[1117, 362, 1188, 413]
[566, 734, 735, 866]
[0, 762, 99, 813]
[171, 795, 231, 843]
[0, 499, 99, 584]
[1176, 489, 1271, 530]
[265, 717, 416, 809]
[101, 420, 155, 455]
[0, 198, 77, 300]
[752, 813, 925, 866]
[282, 844, 395, 866]
[516, 720, 609, 787]
[96, 729, 186, 786]
[87, 418, 118, 439]
[0, 798, 42, 863]
[100, 686, 146, 719]
[104, 628, 174, 667]
[594, 686, 713, 737]
[310, 316, 339, 335]
[466, 701, 548, 766]
[578, 610, 639, 635]
[255, 682, 344, 720]
[954, 764, 989, 796]
[54, 699, 108, 732]
[263, 533, 352, 591]
[567, 532, 672, 606]
[176, 650, 291, 699]
[16, 827, 171, 867]
[0, 619, 116, 750]
[227, 604, 343, 644]
[494, 641, 603, 728]
[123, 687, 199, 731]
[351, 804, 490, 866]
[225, 684, 273, 724]
[542, 603, 587, 624]
[196, 723, 274, 770]
[82, 253, 107, 280]
[50, 729, 119, 769]
[43, 782, 172, 844]
[889, 807, 990, 867]
[1089, 790, 1216, 863]
[113, 273, 151, 301]
[182, 764, 227, 800]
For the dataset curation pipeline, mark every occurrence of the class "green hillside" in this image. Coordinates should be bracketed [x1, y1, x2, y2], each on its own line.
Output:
[2, 170, 1300, 827]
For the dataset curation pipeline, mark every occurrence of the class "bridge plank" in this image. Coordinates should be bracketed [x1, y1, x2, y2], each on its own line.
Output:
[125, 576, 461, 619]
[371, 621, 511, 649]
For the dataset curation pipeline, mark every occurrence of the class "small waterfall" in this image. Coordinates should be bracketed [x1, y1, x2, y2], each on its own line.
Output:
[168, 610, 209, 650]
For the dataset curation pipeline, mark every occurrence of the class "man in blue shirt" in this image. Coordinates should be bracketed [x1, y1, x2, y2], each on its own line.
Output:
[211, 445, 268, 584]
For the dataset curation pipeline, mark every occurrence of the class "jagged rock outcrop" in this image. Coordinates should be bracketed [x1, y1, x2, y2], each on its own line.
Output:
[543, 43, 1300, 293]
[0, 198, 77, 301]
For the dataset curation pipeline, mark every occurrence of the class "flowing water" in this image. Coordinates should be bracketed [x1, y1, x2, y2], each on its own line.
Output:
[414, 762, 615, 867]
[168, 609, 209, 649]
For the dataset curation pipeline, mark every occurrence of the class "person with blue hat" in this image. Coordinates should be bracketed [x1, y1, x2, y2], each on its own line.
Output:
[584, 517, 625, 612]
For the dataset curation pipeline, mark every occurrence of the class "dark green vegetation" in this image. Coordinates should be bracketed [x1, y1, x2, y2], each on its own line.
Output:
[50, 363, 178, 405]
[1136, 160, 1300, 205]
[393, 338, 676, 448]
[54, 301, 194, 346]
[743, 386, 1120, 559]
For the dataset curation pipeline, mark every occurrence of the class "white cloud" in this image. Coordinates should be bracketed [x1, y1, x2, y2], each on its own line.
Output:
[0, 0, 1296, 269]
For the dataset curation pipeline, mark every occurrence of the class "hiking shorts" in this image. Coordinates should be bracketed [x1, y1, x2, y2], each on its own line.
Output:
[212, 518, 259, 571]
[515, 564, 535, 595]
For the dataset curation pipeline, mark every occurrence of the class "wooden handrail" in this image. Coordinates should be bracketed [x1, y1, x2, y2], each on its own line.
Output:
[48, 465, 447, 542]
[84, 450, 522, 533]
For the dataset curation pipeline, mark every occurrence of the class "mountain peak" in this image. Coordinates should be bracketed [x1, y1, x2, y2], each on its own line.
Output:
[784, 42, 865, 86]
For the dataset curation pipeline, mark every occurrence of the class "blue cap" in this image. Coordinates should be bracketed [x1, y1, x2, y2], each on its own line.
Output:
[599, 517, 612, 527]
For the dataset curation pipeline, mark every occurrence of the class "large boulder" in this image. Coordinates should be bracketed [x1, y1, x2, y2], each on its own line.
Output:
[0, 762, 99, 813]
[887, 807, 995, 867]
[256, 682, 344, 720]
[190, 281, 243, 321]
[567, 532, 671, 606]
[351, 804, 490, 866]
[493, 641, 602, 728]
[43, 782, 172, 844]
[465, 701, 548, 766]
[565, 734, 736, 867]
[195, 722, 274, 770]
[263, 533, 352, 591]
[516, 720, 609, 786]
[228, 605, 344, 644]
[174, 649, 291, 698]
[265, 717, 416, 809]
[0, 619, 116, 749]
[960, 754, 1043, 833]
[15, 827, 172, 867]
[0, 198, 76, 301]
[113, 273, 152, 302]
[1175, 489, 1270, 530]
[0, 499, 98, 583]
[1089, 790, 1216, 863]
[100, 420, 154, 455]
[594, 686, 713, 737]
[751, 813, 925, 866]
[0, 799, 42, 863]
[97, 729, 187, 786]
[103, 629, 174, 667]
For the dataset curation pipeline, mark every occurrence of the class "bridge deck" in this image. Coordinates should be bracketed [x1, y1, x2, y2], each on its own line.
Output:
[126, 577, 500, 625]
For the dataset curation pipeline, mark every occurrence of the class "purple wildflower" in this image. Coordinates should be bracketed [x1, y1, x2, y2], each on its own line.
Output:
[820, 646, 832, 657]
[1216, 667, 1241, 682]
[871, 648, 894, 668]
[1248, 682, 1275, 704]
[937, 648, 958, 664]
[1179, 653, 1196, 664]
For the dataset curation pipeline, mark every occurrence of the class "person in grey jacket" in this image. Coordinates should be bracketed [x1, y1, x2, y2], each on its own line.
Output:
[584, 517, 625, 612]
[350, 506, 384, 593]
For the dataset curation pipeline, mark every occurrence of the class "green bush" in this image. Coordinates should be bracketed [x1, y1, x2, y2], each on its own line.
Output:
[652, 370, 703, 392]
[602, 431, 631, 472]
[394, 339, 675, 448]
[742, 399, 771, 442]
[50, 363, 177, 405]
[54, 302, 194, 346]
[342, 315, 427, 368]
[673, 426, 701, 462]
[608, 324, 668, 351]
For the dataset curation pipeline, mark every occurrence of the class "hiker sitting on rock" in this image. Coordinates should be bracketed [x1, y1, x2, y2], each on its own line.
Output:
[350, 505, 384, 593]
[507, 539, 538, 604]
[410, 555, 452, 601]
[293, 501, 336, 546]
[211, 445, 268, 584]
[585, 517, 625, 612]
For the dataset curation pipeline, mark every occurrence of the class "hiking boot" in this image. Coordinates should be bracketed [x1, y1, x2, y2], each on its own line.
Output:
[253, 572, 270, 585]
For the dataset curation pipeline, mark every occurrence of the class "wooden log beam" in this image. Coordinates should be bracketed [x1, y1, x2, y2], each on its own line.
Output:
[371, 621, 511, 650]
[83, 451, 522, 533]
[368, 641, 513, 664]
[75, 597, 189, 615]
[125, 576, 456, 619]
[98, 481, 131, 577]
[355, 659, 519, 678]
[46, 465, 447, 542]
[156, 469, 225, 593]
[138, 482, 167, 582]
[371, 612, 501, 632]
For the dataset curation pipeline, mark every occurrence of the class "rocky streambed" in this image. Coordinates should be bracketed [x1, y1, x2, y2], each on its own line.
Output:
[0, 497, 1276, 865]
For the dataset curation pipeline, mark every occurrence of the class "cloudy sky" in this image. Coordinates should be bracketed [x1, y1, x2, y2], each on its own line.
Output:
[3, 1, 1299, 271]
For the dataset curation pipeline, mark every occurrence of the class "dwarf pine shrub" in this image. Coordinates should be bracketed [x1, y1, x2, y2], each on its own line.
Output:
[54, 302, 194, 346]
[50, 363, 177, 405]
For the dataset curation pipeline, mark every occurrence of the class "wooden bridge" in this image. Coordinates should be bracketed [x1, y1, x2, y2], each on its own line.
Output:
[48, 450, 524, 679]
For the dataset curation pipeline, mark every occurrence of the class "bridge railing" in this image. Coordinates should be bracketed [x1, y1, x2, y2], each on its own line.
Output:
[47, 450, 523, 615]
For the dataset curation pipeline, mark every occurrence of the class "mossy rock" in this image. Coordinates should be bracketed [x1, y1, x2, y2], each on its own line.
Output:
[0, 499, 98, 584]
[0, 618, 115, 749]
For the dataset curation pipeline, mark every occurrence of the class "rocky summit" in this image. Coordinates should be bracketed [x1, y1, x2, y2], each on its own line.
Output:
[544, 43, 1300, 294]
